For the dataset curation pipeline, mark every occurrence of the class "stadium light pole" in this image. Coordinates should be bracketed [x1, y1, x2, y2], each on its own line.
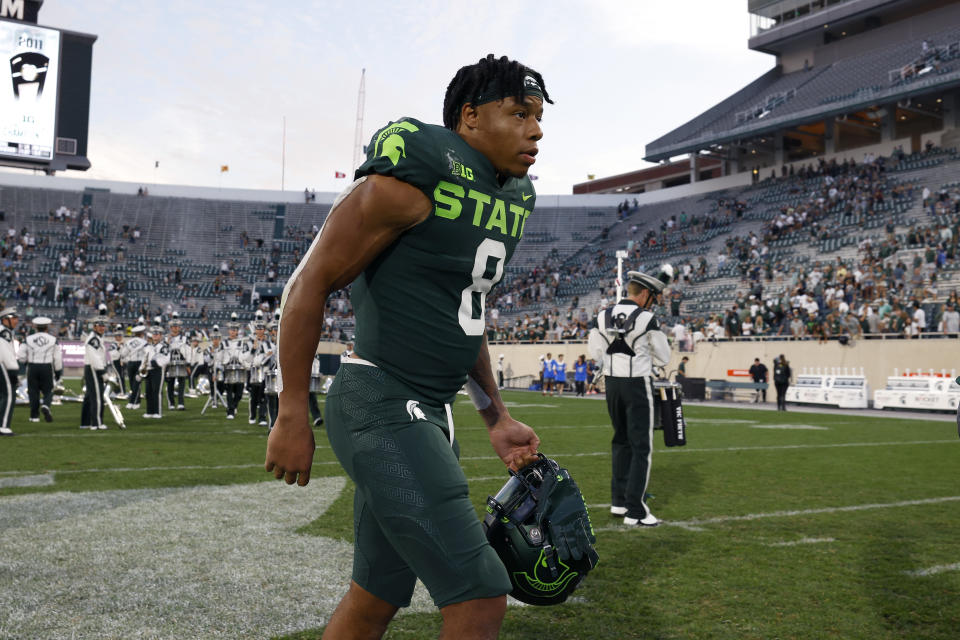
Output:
[615, 249, 628, 301]
[281, 115, 286, 192]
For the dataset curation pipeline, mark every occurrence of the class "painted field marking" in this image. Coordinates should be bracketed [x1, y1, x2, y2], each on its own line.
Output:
[4, 439, 956, 479]
[905, 562, 960, 577]
[765, 537, 835, 547]
[0, 473, 55, 488]
[593, 495, 960, 533]
[751, 424, 829, 430]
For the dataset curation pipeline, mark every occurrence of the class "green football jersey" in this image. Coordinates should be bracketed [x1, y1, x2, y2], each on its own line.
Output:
[352, 117, 535, 404]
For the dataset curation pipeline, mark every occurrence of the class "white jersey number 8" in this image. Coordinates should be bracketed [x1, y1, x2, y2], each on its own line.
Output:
[458, 238, 506, 336]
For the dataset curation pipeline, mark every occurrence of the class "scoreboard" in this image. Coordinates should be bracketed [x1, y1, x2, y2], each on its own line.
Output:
[0, 2, 95, 173]
[0, 20, 60, 162]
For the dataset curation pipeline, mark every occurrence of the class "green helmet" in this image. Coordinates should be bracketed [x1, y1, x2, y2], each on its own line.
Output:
[482, 455, 599, 606]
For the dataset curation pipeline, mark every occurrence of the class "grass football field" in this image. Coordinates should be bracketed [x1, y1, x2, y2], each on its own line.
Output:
[1, 385, 958, 639]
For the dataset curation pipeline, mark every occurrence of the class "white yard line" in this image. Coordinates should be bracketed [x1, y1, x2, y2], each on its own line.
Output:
[905, 562, 960, 577]
[594, 495, 960, 533]
[463, 439, 959, 461]
[765, 537, 836, 547]
[2, 439, 955, 478]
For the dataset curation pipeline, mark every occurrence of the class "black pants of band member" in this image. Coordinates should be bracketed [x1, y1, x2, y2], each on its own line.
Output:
[248, 382, 266, 421]
[225, 383, 244, 416]
[309, 392, 322, 422]
[0, 371, 17, 431]
[266, 393, 278, 428]
[27, 363, 54, 418]
[165, 376, 186, 406]
[125, 362, 142, 404]
[604, 375, 655, 521]
[209, 379, 225, 404]
[190, 365, 205, 390]
[81, 366, 105, 427]
[144, 369, 163, 415]
[775, 382, 789, 410]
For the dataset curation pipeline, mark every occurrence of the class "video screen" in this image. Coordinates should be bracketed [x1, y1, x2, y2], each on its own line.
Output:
[0, 20, 60, 162]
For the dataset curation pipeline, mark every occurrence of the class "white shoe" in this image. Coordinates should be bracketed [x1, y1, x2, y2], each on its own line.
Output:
[178, 404, 185, 410]
[226, 414, 234, 420]
[168, 404, 175, 411]
[131, 403, 140, 410]
[41, 405, 53, 422]
[258, 420, 268, 426]
[610, 506, 627, 516]
[624, 514, 659, 527]
[248, 418, 256, 424]
[98, 424, 108, 430]
[0, 426, 13, 435]
[29, 417, 40, 423]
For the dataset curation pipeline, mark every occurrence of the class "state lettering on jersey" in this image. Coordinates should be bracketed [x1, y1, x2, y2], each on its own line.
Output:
[34, 334, 49, 346]
[433, 181, 531, 239]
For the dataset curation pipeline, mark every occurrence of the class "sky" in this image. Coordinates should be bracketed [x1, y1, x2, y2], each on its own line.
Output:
[26, 0, 775, 196]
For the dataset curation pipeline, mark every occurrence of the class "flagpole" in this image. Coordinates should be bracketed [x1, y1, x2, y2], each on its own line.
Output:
[281, 115, 286, 192]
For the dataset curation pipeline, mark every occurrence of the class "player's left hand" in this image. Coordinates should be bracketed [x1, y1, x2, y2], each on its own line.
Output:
[488, 416, 540, 472]
[537, 468, 597, 563]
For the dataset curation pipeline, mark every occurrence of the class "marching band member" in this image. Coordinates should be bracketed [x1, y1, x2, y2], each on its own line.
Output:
[19, 316, 62, 423]
[220, 321, 249, 419]
[205, 326, 224, 408]
[123, 325, 148, 409]
[264, 320, 279, 430]
[81, 308, 110, 430]
[308, 351, 324, 428]
[186, 331, 203, 397]
[140, 325, 169, 418]
[109, 325, 128, 396]
[165, 317, 189, 410]
[247, 322, 270, 426]
[0, 307, 19, 436]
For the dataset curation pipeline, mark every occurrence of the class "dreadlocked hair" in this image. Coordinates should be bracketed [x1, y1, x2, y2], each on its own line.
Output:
[442, 54, 552, 130]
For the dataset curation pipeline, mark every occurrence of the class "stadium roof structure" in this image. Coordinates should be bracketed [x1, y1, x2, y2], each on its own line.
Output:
[645, 0, 960, 164]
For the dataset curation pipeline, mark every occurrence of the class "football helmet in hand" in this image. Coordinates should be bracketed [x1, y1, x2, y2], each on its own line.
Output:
[482, 454, 599, 606]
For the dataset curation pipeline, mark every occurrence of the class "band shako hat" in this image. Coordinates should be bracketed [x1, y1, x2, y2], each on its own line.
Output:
[131, 325, 147, 334]
[91, 304, 109, 326]
[626, 264, 674, 295]
[32, 316, 52, 327]
[0, 307, 19, 319]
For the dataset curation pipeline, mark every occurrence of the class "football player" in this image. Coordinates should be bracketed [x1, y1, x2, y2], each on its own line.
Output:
[266, 54, 553, 640]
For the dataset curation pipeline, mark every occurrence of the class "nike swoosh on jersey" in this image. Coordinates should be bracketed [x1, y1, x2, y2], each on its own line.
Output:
[521, 193, 533, 201]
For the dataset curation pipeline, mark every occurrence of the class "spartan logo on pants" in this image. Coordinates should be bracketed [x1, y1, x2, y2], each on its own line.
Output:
[405, 400, 426, 421]
[10, 51, 49, 98]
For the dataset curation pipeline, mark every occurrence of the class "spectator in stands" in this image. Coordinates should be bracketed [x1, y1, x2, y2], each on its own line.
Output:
[912, 301, 926, 334]
[939, 302, 960, 335]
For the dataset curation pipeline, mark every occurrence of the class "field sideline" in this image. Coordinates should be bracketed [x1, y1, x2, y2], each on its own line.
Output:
[1, 389, 958, 639]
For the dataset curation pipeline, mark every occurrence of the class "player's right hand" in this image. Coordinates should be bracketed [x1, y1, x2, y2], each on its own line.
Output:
[265, 413, 315, 486]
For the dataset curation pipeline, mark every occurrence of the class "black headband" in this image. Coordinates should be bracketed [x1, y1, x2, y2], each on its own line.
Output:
[472, 73, 544, 106]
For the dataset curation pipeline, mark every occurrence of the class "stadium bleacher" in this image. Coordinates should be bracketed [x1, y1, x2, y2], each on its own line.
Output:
[3, 141, 960, 345]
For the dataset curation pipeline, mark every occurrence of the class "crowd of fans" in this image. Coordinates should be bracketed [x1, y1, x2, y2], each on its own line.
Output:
[3, 146, 960, 348]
